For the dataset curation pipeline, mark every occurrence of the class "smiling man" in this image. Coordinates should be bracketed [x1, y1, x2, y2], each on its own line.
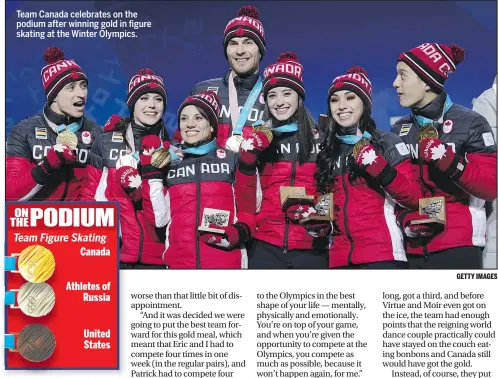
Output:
[6, 46, 102, 201]
[190, 5, 267, 151]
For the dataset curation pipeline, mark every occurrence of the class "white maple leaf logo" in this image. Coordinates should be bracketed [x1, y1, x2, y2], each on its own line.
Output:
[143, 147, 155, 156]
[240, 138, 255, 152]
[361, 149, 377, 166]
[430, 144, 447, 160]
[53, 144, 67, 153]
[128, 174, 142, 188]
[216, 238, 231, 248]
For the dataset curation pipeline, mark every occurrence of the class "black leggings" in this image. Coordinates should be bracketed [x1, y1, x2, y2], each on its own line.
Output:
[248, 239, 329, 269]
[120, 262, 167, 270]
[407, 246, 483, 269]
[335, 260, 408, 269]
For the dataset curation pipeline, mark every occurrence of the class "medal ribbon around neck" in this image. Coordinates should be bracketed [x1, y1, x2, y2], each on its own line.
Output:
[413, 95, 453, 127]
[55, 121, 82, 134]
[132, 144, 184, 162]
[252, 120, 298, 133]
[228, 71, 263, 135]
[336, 130, 371, 145]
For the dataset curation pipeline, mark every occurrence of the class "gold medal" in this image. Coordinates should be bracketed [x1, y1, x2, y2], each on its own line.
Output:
[417, 123, 439, 141]
[16, 282, 56, 317]
[151, 149, 171, 168]
[352, 138, 370, 160]
[16, 324, 56, 362]
[253, 126, 274, 143]
[17, 245, 56, 283]
[56, 130, 78, 150]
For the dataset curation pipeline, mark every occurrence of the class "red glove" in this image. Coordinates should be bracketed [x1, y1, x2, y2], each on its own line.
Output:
[305, 221, 332, 238]
[355, 143, 397, 186]
[285, 204, 317, 223]
[398, 211, 444, 239]
[239, 130, 272, 166]
[418, 138, 466, 179]
[32, 143, 77, 184]
[200, 223, 251, 250]
[116, 166, 142, 202]
[104, 114, 121, 132]
[140, 135, 170, 179]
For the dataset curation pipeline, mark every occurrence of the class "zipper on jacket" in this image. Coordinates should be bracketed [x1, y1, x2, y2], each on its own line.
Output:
[283, 159, 297, 254]
[418, 159, 431, 261]
[195, 160, 201, 269]
[134, 208, 145, 263]
[423, 245, 429, 260]
[341, 160, 354, 265]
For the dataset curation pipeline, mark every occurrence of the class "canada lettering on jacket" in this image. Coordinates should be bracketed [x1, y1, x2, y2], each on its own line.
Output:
[406, 142, 456, 159]
[109, 148, 129, 160]
[276, 142, 321, 155]
[167, 163, 230, 179]
[334, 155, 353, 169]
[32, 144, 88, 163]
[220, 105, 263, 122]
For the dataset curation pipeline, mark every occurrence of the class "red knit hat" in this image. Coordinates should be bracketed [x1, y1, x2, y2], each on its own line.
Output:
[41, 46, 87, 103]
[177, 91, 221, 131]
[126, 68, 167, 113]
[263, 52, 305, 99]
[328, 66, 373, 109]
[398, 43, 465, 93]
[223, 5, 266, 59]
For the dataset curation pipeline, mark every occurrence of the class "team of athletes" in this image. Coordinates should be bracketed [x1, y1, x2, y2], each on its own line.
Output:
[6, 6, 497, 270]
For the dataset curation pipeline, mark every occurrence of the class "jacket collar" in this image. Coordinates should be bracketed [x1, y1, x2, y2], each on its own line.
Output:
[130, 119, 162, 138]
[223, 69, 260, 90]
[43, 104, 83, 133]
[412, 92, 447, 120]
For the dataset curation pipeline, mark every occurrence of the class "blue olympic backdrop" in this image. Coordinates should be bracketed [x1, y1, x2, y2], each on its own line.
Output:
[6, 1, 497, 137]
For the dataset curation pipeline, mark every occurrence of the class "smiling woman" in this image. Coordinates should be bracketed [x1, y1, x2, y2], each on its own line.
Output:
[237, 52, 330, 269]
[315, 66, 423, 269]
[139, 91, 259, 269]
[178, 105, 214, 146]
[80, 68, 170, 270]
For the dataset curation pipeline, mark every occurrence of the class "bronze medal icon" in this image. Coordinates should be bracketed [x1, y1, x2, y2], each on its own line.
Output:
[15, 324, 56, 362]
[16, 282, 56, 317]
[17, 245, 56, 283]
[56, 130, 78, 150]
[151, 148, 171, 168]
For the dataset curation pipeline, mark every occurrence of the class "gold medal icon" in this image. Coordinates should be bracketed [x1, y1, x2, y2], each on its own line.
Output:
[16, 245, 56, 283]
[56, 130, 78, 150]
[151, 148, 171, 169]
[8, 324, 57, 362]
[417, 123, 439, 141]
[10, 282, 56, 317]
[352, 137, 371, 160]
